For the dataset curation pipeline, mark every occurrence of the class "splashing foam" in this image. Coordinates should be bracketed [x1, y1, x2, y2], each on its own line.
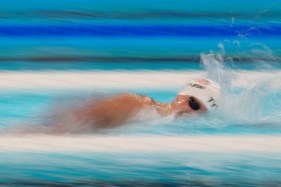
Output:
[200, 49, 281, 126]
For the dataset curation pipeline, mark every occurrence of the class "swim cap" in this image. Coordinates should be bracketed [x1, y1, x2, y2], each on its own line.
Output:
[178, 78, 221, 111]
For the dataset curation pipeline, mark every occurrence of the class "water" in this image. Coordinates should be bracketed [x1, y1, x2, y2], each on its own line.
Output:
[0, 0, 281, 186]
[0, 152, 280, 186]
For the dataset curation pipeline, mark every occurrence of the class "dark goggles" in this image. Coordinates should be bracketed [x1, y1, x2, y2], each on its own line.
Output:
[188, 97, 201, 111]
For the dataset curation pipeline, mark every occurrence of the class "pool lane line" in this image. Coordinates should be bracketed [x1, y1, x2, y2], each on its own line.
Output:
[0, 70, 281, 90]
[0, 135, 280, 153]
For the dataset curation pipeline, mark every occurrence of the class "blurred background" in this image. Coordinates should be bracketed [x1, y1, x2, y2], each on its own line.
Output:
[0, 0, 281, 186]
[0, 0, 280, 70]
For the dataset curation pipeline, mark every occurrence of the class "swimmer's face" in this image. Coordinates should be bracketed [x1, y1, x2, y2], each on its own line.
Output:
[171, 95, 207, 118]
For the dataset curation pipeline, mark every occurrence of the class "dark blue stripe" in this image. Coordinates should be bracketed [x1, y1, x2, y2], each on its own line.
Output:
[0, 25, 280, 37]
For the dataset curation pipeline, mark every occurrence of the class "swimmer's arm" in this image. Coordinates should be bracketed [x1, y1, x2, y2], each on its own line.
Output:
[76, 93, 156, 128]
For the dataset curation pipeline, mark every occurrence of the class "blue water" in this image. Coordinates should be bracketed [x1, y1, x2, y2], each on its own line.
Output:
[0, 152, 280, 186]
[1, 0, 281, 186]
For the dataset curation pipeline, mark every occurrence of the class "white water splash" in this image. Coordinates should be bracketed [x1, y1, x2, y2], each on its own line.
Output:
[200, 48, 281, 126]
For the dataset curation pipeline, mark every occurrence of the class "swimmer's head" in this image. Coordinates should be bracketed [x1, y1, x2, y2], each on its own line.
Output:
[178, 78, 221, 111]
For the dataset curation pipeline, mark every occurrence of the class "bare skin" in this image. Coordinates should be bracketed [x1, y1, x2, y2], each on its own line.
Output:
[7, 93, 207, 135]
[49, 93, 207, 133]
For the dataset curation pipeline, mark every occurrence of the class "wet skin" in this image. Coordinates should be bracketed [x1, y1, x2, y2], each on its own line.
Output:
[50, 93, 208, 132]
[80, 94, 206, 127]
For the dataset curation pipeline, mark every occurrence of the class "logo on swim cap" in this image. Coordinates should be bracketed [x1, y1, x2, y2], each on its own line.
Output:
[195, 78, 210, 85]
[178, 78, 221, 111]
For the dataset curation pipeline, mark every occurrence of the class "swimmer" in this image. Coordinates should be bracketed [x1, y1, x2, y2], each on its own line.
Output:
[51, 77, 221, 132]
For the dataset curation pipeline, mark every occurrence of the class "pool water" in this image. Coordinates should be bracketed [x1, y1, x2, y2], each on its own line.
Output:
[0, 152, 280, 186]
[0, 0, 281, 186]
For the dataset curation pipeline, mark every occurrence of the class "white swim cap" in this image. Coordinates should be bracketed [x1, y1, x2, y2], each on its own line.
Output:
[178, 78, 221, 111]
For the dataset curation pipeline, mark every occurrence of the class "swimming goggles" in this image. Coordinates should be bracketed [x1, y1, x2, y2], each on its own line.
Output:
[188, 97, 201, 111]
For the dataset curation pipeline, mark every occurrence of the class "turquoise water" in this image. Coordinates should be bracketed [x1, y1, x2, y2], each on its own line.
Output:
[1, 0, 281, 186]
[0, 152, 280, 186]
